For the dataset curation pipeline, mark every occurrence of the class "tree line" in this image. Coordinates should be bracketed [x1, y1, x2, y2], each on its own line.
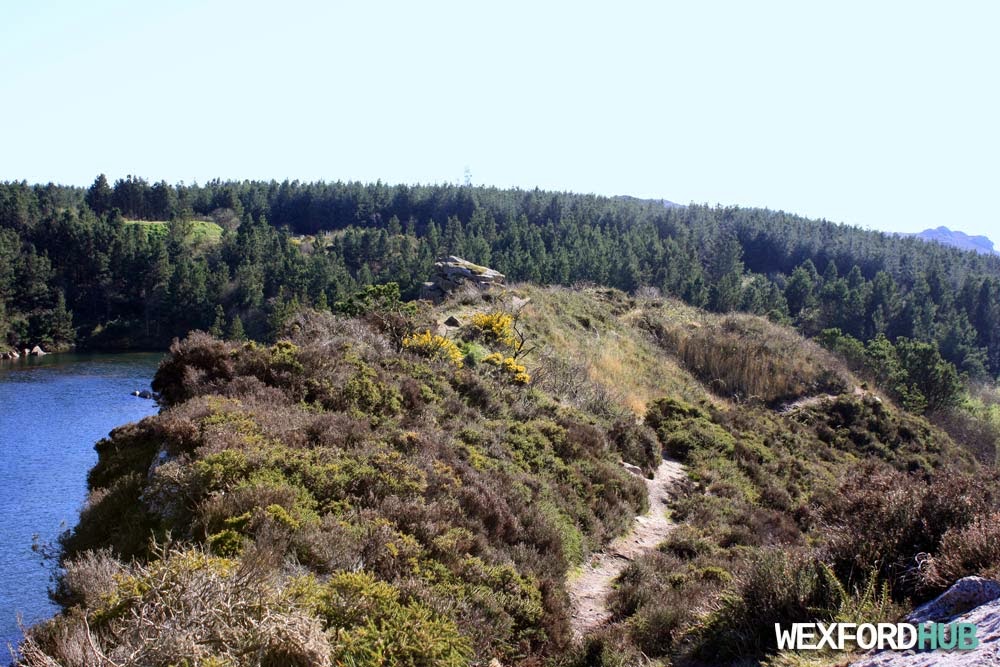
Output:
[1, 176, 998, 381]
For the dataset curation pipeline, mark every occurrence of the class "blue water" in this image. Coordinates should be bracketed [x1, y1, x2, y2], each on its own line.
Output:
[0, 353, 163, 652]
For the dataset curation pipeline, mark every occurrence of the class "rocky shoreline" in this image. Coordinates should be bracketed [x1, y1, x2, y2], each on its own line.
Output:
[1, 345, 51, 360]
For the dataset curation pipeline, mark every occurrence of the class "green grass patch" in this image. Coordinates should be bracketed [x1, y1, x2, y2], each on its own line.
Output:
[124, 219, 223, 243]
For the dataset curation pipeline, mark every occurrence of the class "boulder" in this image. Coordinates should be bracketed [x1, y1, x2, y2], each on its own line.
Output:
[444, 315, 461, 327]
[420, 256, 505, 302]
[30, 345, 46, 356]
[850, 577, 1000, 666]
[908, 576, 1000, 624]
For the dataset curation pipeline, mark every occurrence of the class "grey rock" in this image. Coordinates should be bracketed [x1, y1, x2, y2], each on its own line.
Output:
[420, 256, 505, 302]
[30, 345, 46, 356]
[908, 577, 1000, 624]
[621, 461, 644, 477]
[850, 577, 1000, 667]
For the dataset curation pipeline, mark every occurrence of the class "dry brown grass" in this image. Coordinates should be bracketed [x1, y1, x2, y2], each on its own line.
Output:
[21, 544, 330, 667]
[495, 285, 714, 416]
[641, 308, 852, 406]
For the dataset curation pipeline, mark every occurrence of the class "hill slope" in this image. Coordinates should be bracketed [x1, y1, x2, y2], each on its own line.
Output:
[904, 225, 999, 255]
[19, 286, 1000, 667]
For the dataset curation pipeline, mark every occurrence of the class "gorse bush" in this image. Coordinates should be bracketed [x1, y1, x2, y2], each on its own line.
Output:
[482, 352, 531, 385]
[470, 311, 517, 348]
[402, 330, 464, 367]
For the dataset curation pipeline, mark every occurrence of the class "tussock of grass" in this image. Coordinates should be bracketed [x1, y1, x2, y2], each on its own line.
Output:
[642, 308, 851, 406]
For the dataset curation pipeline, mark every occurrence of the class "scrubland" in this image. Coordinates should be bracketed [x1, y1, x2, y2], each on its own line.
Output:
[20, 286, 1000, 667]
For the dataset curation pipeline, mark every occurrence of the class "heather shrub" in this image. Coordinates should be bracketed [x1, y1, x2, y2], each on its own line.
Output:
[561, 628, 648, 667]
[821, 462, 926, 590]
[608, 418, 660, 474]
[691, 550, 841, 661]
[922, 512, 1000, 590]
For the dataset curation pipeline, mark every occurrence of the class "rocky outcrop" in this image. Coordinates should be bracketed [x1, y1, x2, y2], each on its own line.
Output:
[851, 576, 1000, 666]
[0, 349, 19, 360]
[420, 256, 505, 302]
[30, 345, 46, 356]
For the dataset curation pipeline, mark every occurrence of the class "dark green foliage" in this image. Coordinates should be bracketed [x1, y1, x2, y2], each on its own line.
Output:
[2, 178, 1000, 382]
[818, 329, 965, 413]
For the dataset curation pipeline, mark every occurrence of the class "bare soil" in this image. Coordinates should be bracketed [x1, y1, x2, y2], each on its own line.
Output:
[567, 457, 687, 638]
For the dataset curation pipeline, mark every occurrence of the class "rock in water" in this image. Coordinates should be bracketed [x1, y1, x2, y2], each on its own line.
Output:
[30, 345, 46, 356]
[420, 256, 505, 302]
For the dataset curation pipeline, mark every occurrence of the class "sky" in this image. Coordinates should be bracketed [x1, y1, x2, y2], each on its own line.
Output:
[1, 1, 997, 238]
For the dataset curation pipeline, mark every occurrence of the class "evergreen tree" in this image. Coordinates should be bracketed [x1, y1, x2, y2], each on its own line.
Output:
[227, 314, 247, 341]
[785, 263, 818, 317]
[209, 305, 225, 337]
[85, 174, 113, 215]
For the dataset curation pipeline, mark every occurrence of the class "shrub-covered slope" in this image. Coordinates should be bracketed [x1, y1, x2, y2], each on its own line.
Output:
[20, 287, 1000, 667]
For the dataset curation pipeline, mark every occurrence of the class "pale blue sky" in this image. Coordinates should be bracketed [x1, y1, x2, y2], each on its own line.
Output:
[1, 1, 997, 237]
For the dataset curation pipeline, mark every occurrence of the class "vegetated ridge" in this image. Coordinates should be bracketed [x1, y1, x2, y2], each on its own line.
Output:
[3, 177, 1000, 390]
[18, 283, 1000, 667]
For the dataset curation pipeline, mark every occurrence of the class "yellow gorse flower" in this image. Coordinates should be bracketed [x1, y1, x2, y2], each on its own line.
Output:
[482, 352, 531, 384]
[402, 330, 464, 367]
[471, 311, 517, 348]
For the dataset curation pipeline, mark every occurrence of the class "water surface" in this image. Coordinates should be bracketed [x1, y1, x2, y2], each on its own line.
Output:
[0, 352, 163, 652]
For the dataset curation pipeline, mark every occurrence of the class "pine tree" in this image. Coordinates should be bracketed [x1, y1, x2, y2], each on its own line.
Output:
[209, 305, 225, 337]
[785, 263, 817, 317]
[227, 314, 247, 341]
[85, 174, 113, 215]
[47, 290, 75, 346]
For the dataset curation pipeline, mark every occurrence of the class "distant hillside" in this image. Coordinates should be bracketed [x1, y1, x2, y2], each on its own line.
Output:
[614, 194, 683, 208]
[905, 225, 999, 255]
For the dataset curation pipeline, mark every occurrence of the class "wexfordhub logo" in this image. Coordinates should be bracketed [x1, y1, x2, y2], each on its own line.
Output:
[775, 622, 979, 651]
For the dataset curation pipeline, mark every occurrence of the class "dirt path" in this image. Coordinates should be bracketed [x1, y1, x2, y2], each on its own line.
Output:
[567, 457, 687, 638]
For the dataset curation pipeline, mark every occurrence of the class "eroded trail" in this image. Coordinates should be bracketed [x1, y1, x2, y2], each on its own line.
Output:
[567, 457, 686, 638]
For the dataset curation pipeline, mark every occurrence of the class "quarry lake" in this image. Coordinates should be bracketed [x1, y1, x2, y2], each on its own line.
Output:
[0, 353, 162, 653]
